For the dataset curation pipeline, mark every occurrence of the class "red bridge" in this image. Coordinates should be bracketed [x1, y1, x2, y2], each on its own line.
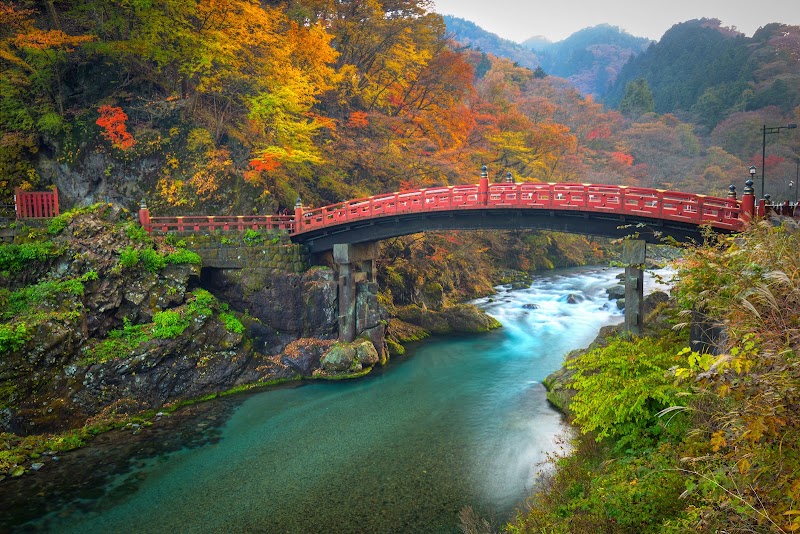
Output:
[140, 174, 779, 253]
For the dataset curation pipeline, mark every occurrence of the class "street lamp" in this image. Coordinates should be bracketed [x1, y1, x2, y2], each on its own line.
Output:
[795, 157, 799, 203]
[761, 123, 797, 198]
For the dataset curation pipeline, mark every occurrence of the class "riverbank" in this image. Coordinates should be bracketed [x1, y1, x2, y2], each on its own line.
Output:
[511, 221, 800, 533]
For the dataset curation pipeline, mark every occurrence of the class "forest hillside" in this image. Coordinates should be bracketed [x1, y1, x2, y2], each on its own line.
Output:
[4, 1, 799, 219]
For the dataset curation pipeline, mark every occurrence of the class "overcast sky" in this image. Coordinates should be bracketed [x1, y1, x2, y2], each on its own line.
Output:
[430, 0, 800, 43]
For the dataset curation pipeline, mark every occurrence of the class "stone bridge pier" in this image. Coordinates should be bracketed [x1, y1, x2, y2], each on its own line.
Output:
[623, 240, 646, 336]
[333, 243, 385, 351]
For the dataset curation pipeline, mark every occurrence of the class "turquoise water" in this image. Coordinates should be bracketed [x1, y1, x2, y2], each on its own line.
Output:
[25, 266, 650, 533]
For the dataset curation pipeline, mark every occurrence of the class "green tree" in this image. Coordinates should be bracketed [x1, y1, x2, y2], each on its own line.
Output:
[619, 78, 655, 117]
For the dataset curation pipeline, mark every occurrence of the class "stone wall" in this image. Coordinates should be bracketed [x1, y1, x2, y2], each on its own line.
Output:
[179, 233, 309, 272]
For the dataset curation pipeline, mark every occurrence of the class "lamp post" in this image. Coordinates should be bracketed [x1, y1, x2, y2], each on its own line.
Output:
[761, 123, 797, 198]
[795, 157, 799, 203]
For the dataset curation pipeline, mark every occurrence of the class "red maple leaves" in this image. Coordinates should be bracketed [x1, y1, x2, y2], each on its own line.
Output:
[96, 105, 135, 150]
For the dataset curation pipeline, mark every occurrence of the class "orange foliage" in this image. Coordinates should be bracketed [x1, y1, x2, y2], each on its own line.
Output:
[249, 157, 280, 173]
[586, 126, 611, 140]
[96, 105, 135, 150]
[13, 29, 94, 51]
[347, 111, 369, 128]
[610, 151, 634, 166]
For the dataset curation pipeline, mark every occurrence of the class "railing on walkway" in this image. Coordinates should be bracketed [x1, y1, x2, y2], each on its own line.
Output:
[139, 179, 799, 237]
[15, 188, 59, 218]
[294, 183, 744, 234]
[143, 214, 294, 233]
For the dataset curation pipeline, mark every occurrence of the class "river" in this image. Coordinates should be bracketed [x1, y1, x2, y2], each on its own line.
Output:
[12, 266, 667, 533]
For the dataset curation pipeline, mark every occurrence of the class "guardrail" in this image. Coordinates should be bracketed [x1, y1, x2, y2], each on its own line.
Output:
[145, 214, 294, 233]
[294, 183, 744, 234]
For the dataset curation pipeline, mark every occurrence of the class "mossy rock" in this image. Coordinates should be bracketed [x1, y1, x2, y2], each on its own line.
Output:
[441, 304, 501, 333]
[319, 339, 379, 373]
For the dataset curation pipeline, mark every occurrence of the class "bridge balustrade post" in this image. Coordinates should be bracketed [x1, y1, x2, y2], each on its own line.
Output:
[479, 165, 489, 206]
[622, 240, 645, 336]
[138, 199, 151, 233]
[740, 180, 755, 223]
[293, 197, 303, 233]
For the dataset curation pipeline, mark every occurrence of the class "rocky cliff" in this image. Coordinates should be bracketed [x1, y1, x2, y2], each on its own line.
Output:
[0, 206, 355, 436]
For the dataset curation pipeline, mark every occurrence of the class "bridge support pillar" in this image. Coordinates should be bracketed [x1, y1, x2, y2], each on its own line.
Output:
[333, 242, 380, 343]
[623, 240, 646, 336]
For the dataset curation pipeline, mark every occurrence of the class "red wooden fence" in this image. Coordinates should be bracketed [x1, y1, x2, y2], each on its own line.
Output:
[15, 188, 59, 218]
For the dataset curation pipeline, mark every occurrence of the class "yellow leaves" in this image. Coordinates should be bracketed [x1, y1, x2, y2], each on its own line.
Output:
[156, 178, 188, 207]
[710, 430, 727, 452]
[736, 457, 750, 475]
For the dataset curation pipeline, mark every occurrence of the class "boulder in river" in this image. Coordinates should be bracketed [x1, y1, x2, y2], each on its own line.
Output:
[606, 284, 625, 300]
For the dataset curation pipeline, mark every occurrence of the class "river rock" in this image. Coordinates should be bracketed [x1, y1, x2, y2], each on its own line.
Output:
[280, 339, 336, 377]
[320, 344, 358, 372]
[354, 339, 380, 367]
[522, 303, 539, 309]
[606, 284, 625, 300]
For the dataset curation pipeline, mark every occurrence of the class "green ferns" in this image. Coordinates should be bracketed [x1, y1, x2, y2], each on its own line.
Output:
[567, 333, 688, 450]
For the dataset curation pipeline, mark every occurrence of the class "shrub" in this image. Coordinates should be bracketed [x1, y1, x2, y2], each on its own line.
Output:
[187, 289, 214, 318]
[152, 310, 189, 338]
[140, 248, 166, 272]
[47, 214, 70, 235]
[567, 333, 689, 450]
[0, 323, 29, 354]
[125, 222, 150, 243]
[243, 228, 263, 246]
[220, 311, 245, 334]
[165, 249, 201, 265]
[0, 242, 56, 272]
[119, 246, 140, 269]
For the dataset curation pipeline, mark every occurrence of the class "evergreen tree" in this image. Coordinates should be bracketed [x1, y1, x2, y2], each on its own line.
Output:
[619, 79, 655, 117]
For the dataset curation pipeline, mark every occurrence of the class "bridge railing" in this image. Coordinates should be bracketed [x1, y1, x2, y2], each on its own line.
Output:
[147, 215, 294, 233]
[294, 182, 743, 234]
[140, 181, 748, 237]
[300, 185, 484, 229]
